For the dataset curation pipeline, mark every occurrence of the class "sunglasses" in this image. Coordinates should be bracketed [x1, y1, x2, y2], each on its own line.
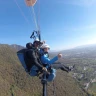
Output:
[44, 48, 50, 50]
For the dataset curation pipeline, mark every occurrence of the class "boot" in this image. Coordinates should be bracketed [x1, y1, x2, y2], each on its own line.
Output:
[60, 65, 75, 72]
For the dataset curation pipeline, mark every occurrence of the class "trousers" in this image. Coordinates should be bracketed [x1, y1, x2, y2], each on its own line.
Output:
[30, 65, 56, 82]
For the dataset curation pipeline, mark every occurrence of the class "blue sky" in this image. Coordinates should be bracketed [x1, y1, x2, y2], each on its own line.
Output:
[0, 0, 96, 50]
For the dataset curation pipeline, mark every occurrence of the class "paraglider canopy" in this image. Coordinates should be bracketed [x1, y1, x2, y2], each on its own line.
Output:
[25, 0, 37, 6]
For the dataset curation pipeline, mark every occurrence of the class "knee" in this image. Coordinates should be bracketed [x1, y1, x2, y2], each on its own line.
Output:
[30, 70, 37, 76]
[52, 69, 56, 73]
[47, 72, 56, 82]
[30, 66, 38, 76]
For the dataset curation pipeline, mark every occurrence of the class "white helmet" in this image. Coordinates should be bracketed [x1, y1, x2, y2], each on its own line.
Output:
[34, 38, 39, 42]
[41, 44, 50, 49]
[33, 38, 43, 44]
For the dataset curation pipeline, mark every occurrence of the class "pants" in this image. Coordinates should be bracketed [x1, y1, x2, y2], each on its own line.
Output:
[30, 65, 56, 82]
[17, 53, 56, 82]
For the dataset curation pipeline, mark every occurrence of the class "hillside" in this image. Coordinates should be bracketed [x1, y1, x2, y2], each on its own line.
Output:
[0, 44, 88, 96]
[53, 44, 96, 95]
[10, 44, 25, 51]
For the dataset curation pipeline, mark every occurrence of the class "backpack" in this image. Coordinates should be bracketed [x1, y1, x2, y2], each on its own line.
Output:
[17, 48, 29, 72]
[24, 49, 35, 72]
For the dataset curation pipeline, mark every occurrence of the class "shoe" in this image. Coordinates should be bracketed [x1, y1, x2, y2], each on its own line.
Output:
[60, 66, 69, 72]
[69, 65, 75, 71]
[60, 65, 75, 72]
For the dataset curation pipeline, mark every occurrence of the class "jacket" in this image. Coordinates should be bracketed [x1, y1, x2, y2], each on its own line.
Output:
[40, 49, 58, 68]
[24, 46, 43, 72]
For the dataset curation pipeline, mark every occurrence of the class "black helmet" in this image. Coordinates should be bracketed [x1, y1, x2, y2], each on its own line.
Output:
[26, 42, 33, 49]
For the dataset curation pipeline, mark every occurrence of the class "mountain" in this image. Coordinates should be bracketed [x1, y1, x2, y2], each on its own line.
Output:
[0, 44, 88, 96]
[56, 44, 96, 95]
[10, 44, 25, 51]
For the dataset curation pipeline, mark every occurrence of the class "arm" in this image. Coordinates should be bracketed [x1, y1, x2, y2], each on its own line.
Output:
[41, 54, 58, 65]
[28, 50, 43, 70]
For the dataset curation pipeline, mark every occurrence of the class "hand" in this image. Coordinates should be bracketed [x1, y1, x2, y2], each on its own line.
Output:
[42, 67, 47, 72]
[58, 53, 62, 58]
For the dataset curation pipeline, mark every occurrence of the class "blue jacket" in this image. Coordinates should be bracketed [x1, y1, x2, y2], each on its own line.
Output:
[40, 49, 58, 67]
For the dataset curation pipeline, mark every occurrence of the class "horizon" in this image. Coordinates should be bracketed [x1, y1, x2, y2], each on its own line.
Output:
[1, 42, 96, 52]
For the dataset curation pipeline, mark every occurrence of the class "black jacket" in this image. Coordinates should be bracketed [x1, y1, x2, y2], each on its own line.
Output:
[24, 47, 43, 72]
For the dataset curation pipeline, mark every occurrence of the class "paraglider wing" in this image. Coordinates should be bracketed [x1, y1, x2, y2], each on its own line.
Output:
[25, 0, 37, 6]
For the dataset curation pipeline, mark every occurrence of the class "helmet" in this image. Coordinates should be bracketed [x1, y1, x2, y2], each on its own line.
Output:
[34, 38, 39, 42]
[33, 38, 43, 44]
[41, 44, 50, 49]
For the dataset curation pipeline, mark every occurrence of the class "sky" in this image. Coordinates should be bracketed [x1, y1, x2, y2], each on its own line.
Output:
[0, 0, 96, 50]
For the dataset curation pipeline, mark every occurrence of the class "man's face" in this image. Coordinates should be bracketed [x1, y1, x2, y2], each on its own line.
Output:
[34, 41, 41, 48]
